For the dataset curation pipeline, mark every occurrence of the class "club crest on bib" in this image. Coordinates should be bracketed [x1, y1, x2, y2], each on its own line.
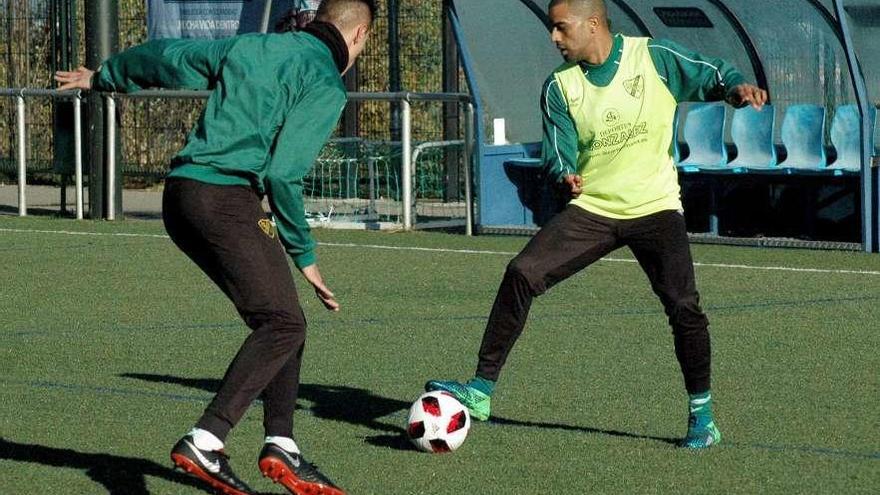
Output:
[258, 218, 276, 239]
[624, 75, 644, 98]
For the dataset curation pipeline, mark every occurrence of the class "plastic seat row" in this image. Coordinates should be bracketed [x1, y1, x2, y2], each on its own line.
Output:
[675, 103, 877, 176]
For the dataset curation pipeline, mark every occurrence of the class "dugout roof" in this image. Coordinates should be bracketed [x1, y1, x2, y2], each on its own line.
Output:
[450, 0, 880, 146]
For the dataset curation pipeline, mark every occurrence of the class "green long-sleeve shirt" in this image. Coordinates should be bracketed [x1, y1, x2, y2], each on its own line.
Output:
[541, 34, 746, 184]
[92, 32, 347, 269]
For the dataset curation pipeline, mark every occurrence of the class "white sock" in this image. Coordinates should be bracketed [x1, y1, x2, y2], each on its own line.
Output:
[188, 427, 224, 451]
[265, 436, 300, 454]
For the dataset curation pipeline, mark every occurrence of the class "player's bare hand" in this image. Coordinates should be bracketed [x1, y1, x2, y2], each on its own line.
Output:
[562, 174, 582, 199]
[300, 264, 340, 312]
[727, 83, 768, 110]
[54, 66, 95, 91]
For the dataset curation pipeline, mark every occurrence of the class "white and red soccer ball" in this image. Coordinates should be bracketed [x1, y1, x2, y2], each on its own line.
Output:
[406, 391, 471, 453]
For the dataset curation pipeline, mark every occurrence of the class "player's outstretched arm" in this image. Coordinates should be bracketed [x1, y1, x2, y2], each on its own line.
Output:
[300, 264, 340, 312]
[58, 39, 233, 94]
[54, 66, 94, 90]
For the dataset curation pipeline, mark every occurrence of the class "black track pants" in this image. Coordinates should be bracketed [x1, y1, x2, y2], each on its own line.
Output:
[163, 178, 306, 440]
[476, 205, 712, 394]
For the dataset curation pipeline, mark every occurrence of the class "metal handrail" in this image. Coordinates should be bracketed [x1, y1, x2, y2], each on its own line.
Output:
[0, 89, 84, 219]
[1, 88, 475, 232]
[348, 91, 472, 103]
[0, 89, 82, 98]
[104, 90, 473, 231]
[105, 89, 471, 104]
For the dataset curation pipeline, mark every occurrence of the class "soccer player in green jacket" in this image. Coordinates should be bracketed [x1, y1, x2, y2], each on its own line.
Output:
[56, 1, 375, 493]
[427, 0, 767, 449]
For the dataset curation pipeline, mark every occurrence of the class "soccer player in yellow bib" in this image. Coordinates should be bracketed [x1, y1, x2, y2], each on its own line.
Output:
[427, 0, 767, 449]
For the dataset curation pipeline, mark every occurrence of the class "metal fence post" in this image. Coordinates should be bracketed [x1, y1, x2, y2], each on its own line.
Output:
[85, 0, 119, 219]
[16, 93, 26, 216]
[368, 156, 377, 220]
[834, 0, 876, 252]
[401, 97, 412, 230]
[105, 94, 116, 220]
[388, 0, 401, 141]
[464, 102, 475, 236]
[74, 92, 84, 219]
[442, 0, 461, 202]
[259, 0, 272, 33]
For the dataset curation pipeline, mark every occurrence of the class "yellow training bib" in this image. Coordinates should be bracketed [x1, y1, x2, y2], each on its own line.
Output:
[553, 36, 681, 219]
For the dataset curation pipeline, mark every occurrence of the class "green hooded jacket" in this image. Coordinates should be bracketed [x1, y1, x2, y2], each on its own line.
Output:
[92, 29, 348, 269]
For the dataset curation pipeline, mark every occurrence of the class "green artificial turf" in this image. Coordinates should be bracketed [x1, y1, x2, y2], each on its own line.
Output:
[1, 216, 878, 494]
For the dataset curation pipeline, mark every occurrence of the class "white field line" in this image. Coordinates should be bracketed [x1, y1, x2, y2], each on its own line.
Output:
[2, 227, 880, 276]
[0, 227, 169, 239]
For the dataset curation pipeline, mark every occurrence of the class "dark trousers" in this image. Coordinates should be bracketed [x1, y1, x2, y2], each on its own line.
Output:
[162, 178, 307, 440]
[476, 205, 712, 394]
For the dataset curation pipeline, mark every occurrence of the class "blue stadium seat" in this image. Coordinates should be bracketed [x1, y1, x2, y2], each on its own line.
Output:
[779, 104, 827, 173]
[676, 103, 728, 173]
[829, 104, 877, 174]
[729, 104, 776, 172]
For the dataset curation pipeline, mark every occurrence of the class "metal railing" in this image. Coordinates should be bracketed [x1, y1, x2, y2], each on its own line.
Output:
[0, 89, 85, 219]
[103, 90, 475, 231]
[346, 92, 475, 233]
[1, 89, 475, 232]
[411, 139, 471, 234]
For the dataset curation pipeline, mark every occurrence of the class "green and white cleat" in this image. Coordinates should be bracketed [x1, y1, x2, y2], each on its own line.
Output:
[424, 380, 491, 421]
[680, 416, 722, 449]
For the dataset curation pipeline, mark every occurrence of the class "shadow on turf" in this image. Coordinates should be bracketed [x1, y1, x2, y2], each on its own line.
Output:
[362, 417, 681, 450]
[0, 205, 70, 217]
[120, 373, 412, 434]
[0, 437, 281, 495]
[120, 373, 680, 450]
[487, 416, 679, 445]
[122, 373, 419, 452]
[0, 204, 163, 220]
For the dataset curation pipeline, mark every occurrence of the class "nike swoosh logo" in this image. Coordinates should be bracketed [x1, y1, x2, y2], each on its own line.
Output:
[272, 447, 301, 468]
[274, 444, 299, 467]
[185, 440, 221, 473]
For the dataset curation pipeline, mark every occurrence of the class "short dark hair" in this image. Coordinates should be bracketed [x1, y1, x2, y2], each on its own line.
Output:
[549, 0, 607, 17]
[549, 0, 609, 26]
[359, 0, 378, 21]
[317, 0, 378, 26]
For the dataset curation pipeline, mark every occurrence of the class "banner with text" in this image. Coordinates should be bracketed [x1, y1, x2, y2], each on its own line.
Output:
[147, 0, 294, 39]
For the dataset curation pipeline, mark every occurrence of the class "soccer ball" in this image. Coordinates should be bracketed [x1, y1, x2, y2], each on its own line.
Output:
[406, 391, 471, 453]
